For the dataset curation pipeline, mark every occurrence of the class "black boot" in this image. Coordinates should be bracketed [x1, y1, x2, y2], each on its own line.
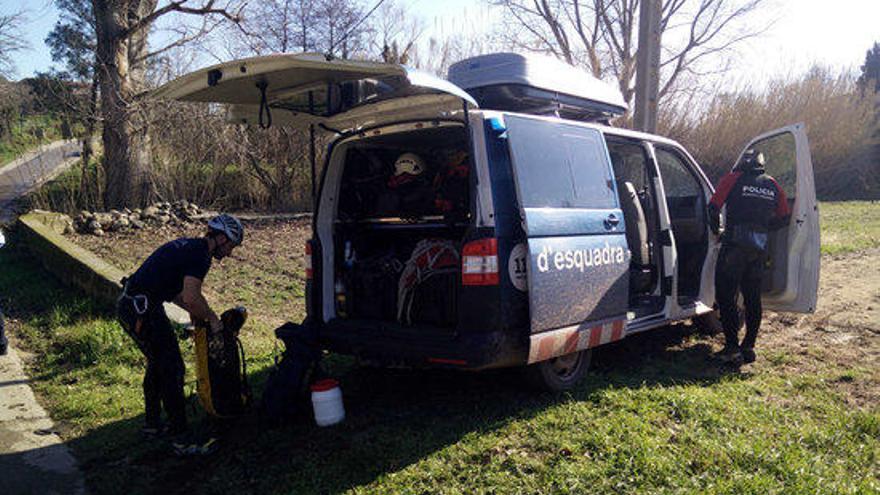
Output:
[714, 345, 743, 365]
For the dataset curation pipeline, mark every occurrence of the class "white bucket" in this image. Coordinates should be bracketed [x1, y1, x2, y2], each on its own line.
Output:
[311, 379, 345, 427]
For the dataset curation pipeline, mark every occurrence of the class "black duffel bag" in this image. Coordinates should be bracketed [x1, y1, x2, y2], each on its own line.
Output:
[260, 321, 321, 425]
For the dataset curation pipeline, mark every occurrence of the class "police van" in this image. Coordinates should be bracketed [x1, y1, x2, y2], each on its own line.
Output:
[154, 52, 820, 390]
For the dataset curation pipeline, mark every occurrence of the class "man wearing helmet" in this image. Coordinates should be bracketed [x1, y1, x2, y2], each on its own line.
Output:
[708, 150, 791, 365]
[116, 214, 243, 445]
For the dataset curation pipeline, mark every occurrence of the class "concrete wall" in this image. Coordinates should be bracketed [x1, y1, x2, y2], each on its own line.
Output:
[17, 212, 189, 324]
[18, 212, 125, 308]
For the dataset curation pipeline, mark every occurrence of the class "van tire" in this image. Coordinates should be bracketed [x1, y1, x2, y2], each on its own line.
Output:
[524, 350, 592, 392]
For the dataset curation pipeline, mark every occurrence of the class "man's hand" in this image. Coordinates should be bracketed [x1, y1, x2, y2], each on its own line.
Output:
[179, 276, 221, 334]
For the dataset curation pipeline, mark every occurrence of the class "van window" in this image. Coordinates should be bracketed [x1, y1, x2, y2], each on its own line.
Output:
[608, 141, 649, 190]
[655, 148, 701, 198]
[747, 132, 797, 198]
[508, 119, 616, 209]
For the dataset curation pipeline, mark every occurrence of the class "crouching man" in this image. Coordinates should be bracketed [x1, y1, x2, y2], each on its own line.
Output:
[116, 214, 243, 454]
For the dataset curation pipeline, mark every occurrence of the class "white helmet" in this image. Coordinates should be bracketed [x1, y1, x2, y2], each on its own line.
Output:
[393, 152, 426, 177]
[208, 214, 244, 246]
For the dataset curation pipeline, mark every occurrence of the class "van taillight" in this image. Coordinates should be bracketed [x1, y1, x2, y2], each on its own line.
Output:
[462, 238, 499, 286]
[305, 240, 313, 280]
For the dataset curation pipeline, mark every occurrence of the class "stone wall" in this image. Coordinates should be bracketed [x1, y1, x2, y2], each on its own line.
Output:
[17, 212, 189, 324]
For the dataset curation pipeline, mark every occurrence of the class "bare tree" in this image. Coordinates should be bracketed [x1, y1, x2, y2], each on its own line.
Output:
[0, 10, 30, 78]
[490, 0, 771, 108]
[92, 0, 244, 208]
[368, 0, 424, 64]
[405, 4, 497, 75]
[231, 0, 369, 58]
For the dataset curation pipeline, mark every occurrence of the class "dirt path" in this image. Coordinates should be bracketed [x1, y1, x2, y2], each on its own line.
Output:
[759, 248, 880, 407]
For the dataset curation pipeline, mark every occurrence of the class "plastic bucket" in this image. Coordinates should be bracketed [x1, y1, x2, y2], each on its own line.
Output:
[311, 379, 345, 427]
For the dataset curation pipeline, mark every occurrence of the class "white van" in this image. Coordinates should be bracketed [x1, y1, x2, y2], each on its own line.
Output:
[154, 52, 820, 390]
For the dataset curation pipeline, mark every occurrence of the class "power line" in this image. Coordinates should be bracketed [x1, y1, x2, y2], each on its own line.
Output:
[327, 0, 389, 58]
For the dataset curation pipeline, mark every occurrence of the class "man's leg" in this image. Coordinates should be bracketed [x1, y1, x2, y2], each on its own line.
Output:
[0, 307, 7, 355]
[117, 298, 159, 431]
[715, 245, 745, 359]
[142, 360, 162, 429]
[739, 251, 764, 362]
[147, 309, 187, 435]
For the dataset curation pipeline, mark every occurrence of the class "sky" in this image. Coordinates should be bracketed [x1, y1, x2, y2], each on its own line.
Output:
[1, 0, 878, 85]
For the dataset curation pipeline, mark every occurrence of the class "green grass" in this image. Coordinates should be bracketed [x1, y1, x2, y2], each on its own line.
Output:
[0, 114, 64, 166]
[3, 219, 879, 494]
[819, 201, 880, 255]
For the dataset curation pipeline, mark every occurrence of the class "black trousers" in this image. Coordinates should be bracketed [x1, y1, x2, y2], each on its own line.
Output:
[0, 306, 7, 352]
[117, 296, 187, 432]
[715, 243, 765, 350]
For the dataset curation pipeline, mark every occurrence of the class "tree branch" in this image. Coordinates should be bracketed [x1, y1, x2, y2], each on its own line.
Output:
[123, 0, 242, 39]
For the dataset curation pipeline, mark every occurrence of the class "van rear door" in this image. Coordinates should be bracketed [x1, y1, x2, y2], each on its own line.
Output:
[503, 115, 630, 363]
[737, 123, 819, 312]
[152, 52, 477, 132]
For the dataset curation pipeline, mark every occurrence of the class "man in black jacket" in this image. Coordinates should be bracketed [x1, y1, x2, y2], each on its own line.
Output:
[708, 150, 791, 365]
[117, 214, 243, 453]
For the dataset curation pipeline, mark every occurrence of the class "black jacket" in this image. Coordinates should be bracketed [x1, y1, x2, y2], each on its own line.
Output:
[708, 167, 791, 236]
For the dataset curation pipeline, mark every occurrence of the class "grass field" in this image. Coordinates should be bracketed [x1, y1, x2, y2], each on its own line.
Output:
[819, 201, 880, 255]
[1, 201, 878, 494]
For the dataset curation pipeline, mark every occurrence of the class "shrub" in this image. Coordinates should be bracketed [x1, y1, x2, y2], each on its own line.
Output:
[660, 66, 879, 200]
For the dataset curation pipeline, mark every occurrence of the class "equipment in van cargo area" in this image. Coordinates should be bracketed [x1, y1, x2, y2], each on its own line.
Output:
[448, 53, 628, 122]
[332, 126, 470, 330]
[397, 239, 460, 325]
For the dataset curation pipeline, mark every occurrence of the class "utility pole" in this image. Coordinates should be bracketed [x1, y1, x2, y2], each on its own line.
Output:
[634, 0, 662, 133]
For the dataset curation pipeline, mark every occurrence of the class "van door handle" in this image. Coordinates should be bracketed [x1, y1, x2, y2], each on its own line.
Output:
[605, 213, 620, 228]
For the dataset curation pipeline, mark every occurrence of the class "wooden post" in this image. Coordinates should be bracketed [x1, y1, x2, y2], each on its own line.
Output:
[634, 0, 661, 133]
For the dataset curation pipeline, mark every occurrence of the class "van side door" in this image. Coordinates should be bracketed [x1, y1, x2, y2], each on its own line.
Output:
[737, 123, 819, 312]
[503, 115, 630, 362]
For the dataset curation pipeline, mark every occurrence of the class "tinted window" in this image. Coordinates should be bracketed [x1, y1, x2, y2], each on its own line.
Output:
[608, 141, 649, 190]
[748, 132, 797, 198]
[508, 118, 617, 209]
[655, 148, 701, 198]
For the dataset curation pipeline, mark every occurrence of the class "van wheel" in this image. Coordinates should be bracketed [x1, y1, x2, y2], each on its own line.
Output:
[525, 350, 592, 392]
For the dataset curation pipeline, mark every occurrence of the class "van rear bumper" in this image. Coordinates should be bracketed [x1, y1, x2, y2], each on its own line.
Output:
[318, 318, 528, 370]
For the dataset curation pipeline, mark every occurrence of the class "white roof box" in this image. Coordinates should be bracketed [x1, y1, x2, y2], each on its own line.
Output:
[448, 53, 627, 122]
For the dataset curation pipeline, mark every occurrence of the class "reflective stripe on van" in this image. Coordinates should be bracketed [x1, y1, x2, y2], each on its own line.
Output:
[527, 318, 626, 364]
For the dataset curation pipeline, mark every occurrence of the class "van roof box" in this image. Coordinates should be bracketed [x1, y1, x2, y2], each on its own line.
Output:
[447, 53, 627, 122]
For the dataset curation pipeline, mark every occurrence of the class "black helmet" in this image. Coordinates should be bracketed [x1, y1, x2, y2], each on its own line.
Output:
[737, 149, 766, 171]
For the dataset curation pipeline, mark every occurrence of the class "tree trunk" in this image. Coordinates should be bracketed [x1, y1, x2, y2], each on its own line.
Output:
[94, 0, 155, 209]
[79, 73, 99, 209]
